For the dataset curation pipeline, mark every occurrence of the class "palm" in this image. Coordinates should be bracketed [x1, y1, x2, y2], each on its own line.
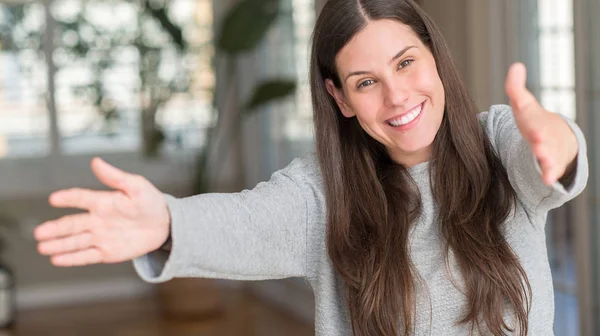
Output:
[34, 158, 171, 267]
[88, 193, 155, 263]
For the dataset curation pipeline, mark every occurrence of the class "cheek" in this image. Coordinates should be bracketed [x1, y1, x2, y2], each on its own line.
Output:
[349, 94, 381, 121]
[410, 64, 443, 99]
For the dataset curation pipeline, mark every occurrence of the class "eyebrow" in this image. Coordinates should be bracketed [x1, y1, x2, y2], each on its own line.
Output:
[344, 45, 417, 83]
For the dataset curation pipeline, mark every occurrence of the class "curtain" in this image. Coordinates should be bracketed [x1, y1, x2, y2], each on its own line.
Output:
[573, 0, 600, 334]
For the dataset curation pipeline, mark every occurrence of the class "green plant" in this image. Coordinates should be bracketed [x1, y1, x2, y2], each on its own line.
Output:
[194, 0, 297, 193]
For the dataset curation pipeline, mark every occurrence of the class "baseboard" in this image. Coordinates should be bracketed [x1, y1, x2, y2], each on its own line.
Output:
[15, 277, 154, 311]
[15, 277, 244, 311]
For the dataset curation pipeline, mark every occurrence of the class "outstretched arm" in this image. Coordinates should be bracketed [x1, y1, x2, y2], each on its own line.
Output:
[35, 157, 310, 283]
[481, 63, 588, 214]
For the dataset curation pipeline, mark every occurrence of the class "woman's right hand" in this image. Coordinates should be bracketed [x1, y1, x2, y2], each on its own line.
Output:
[34, 158, 172, 267]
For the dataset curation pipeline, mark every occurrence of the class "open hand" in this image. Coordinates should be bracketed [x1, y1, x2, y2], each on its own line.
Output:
[505, 62, 578, 185]
[34, 158, 171, 267]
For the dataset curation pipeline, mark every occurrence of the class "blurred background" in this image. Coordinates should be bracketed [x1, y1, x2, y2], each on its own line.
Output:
[0, 0, 596, 335]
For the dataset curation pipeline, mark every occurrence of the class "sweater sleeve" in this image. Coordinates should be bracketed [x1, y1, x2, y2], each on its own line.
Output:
[132, 155, 313, 283]
[479, 104, 588, 214]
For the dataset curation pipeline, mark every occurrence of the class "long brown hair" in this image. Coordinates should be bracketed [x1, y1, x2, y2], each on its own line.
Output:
[310, 0, 532, 335]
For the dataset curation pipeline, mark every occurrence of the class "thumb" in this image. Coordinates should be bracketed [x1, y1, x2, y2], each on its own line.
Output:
[505, 62, 538, 112]
[90, 158, 142, 196]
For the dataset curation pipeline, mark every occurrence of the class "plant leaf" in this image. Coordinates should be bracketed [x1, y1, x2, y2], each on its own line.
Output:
[217, 0, 280, 55]
[142, 0, 186, 51]
[245, 79, 296, 111]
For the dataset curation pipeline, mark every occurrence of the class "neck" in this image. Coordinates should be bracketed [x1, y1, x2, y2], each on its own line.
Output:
[387, 146, 432, 168]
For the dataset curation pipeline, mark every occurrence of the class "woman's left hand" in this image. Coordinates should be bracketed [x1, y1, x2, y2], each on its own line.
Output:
[505, 62, 578, 186]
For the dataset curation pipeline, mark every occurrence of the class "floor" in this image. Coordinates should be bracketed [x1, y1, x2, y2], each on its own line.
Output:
[0, 280, 581, 336]
[5, 287, 314, 336]
[0, 218, 580, 336]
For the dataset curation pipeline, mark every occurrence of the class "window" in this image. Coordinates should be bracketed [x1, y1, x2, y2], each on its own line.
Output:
[538, 0, 575, 120]
[0, 3, 49, 158]
[0, 0, 214, 159]
[535, 1, 578, 335]
[286, 0, 315, 143]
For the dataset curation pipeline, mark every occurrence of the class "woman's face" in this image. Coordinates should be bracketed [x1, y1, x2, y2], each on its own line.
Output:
[326, 19, 445, 167]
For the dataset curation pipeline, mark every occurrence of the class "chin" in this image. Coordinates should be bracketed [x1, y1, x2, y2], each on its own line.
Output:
[401, 136, 436, 153]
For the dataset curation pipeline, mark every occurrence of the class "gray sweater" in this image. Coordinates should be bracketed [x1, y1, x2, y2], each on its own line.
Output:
[133, 104, 588, 335]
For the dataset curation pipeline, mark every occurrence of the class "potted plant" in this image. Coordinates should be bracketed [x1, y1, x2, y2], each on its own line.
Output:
[155, 0, 297, 320]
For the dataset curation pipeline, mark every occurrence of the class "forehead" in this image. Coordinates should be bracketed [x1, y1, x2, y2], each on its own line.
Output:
[336, 19, 422, 68]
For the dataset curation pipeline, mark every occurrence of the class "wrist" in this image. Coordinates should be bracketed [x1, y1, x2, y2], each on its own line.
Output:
[159, 201, 172, 252]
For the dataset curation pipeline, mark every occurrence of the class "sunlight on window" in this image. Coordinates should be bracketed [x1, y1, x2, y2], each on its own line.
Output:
[538, 0, 575, 120]
[51, 0, 214, 154]
[284, 0, 314, 142]
[0, 3, 49, 158]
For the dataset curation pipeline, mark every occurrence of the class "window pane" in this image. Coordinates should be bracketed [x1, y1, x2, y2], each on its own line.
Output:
[284, 0, 314, 144]
[51, 0, 214, 155]
[539, 30, 574, 89]
[541, 88, 575, 119]
[538, 0, 573, 29]
[0, 3, 49, 158]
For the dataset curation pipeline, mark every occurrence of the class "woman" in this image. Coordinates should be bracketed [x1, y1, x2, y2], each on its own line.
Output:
[34, 0, 588, 335]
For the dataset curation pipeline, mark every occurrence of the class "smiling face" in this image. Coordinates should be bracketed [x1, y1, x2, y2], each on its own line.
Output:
[325, 19, 445, 167]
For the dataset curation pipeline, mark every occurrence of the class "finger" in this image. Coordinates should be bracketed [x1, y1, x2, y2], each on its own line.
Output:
[543, 168, 562, 185]
[49, 188, 114, 212]
[545, 160, 566, 185]
[50, 248, 103, 267]
[528, 129, 543, 144]
[38, 232, 94, 256]
[91, 158, 144, 196]
[537, 154, 560, 185]
[505, 63, 539, 113]
[34, 213, 95, 241]
[539, 161, 553, 185]
[532, 142, 549, 162]
[519, 125, 543, 146]
[532, 143, 553, 185]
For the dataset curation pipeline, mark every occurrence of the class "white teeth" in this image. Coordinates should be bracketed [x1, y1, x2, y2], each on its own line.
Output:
[388, 104, 422, 127]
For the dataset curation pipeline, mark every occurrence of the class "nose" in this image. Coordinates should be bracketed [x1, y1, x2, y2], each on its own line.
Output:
[382, 78, 409, 107]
